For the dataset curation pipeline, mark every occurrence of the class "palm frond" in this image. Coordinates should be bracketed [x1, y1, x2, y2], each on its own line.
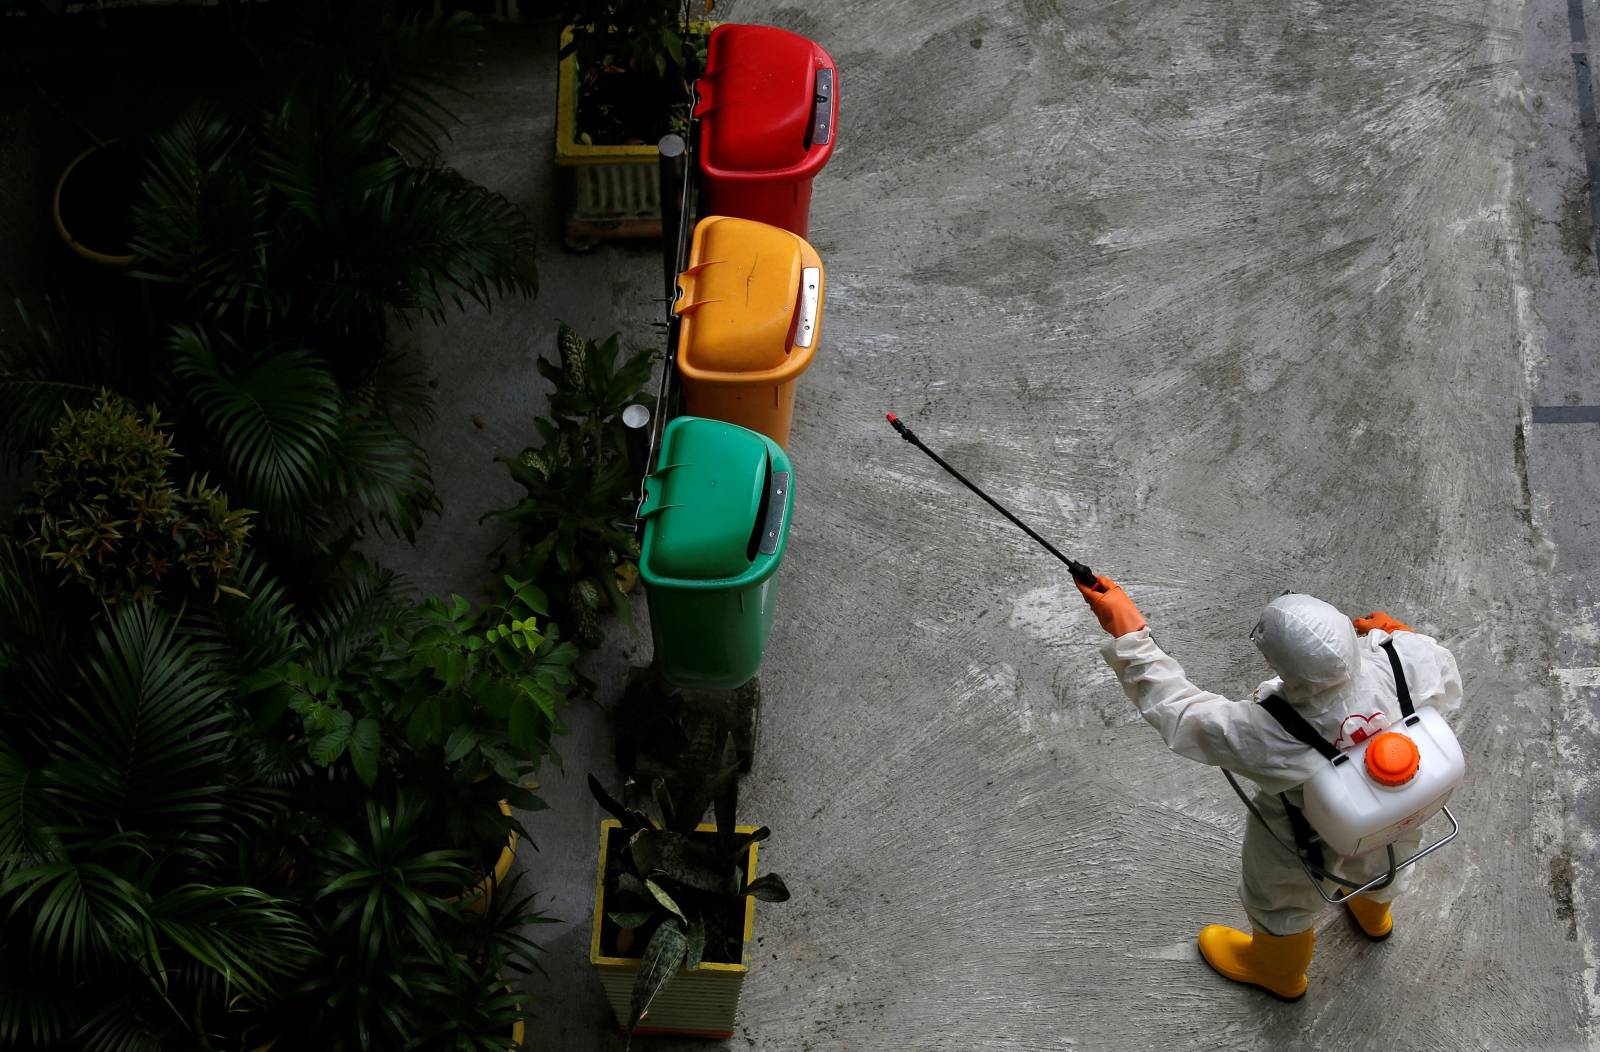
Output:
[169, 324, 342, 514]
[302, 554, 413, 680]
[0, 945, 78, 1049]
[185, 550, 301, 676]
[130, 108, 279, 323]
[147, 884, 314, 1004]
[362, 165, 538, 321]
[0, 853, 152, 966]
[71, 1001, 172, 1052]
[0, 743, 57, 881]
[0, 537, 51, 676]
[0, 299, 125, 465]
[52, 602, 234, 845]
[323, 402, 439, 541]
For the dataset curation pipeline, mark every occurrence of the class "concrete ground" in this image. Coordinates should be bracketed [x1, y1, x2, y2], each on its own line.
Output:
[6, 0, 1600, 1048]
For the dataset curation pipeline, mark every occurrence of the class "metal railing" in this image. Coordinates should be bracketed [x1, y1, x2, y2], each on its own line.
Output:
[634, 108, 699, 521]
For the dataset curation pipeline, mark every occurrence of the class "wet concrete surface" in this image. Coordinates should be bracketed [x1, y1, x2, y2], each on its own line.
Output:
[4, 0, 1599, 1047]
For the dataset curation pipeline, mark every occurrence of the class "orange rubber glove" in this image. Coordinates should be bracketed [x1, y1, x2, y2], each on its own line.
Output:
[1352, 611, 1413, 636]
[1075, 574, 1147, 637]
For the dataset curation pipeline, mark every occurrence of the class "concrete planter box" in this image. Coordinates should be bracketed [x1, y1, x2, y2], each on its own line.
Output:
[589, 818, 760, 1039]
[554, 23, 715, 249]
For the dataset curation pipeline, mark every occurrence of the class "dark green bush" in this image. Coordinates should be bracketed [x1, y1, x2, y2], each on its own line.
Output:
[22, 395, 252, 603]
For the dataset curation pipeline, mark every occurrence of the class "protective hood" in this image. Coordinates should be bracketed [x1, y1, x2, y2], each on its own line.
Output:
[1252, 594, 1361, 700]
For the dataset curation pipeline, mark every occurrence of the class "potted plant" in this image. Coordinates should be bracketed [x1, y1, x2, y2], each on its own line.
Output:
[586, 736, 790, 1042]
[257, 791, 553, 1050]
[553, 0, 717, 247]
[53, 138, 142, 266]
[489, 324, 655, 648]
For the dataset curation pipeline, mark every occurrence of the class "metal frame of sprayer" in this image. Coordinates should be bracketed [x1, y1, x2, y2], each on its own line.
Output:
[884, 412, 1462, 903]
[1221, 770, 1458, 904]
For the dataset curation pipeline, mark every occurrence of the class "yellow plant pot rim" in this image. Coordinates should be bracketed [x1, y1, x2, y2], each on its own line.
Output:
[590, 818, 758, 971]
[54, 145, 140, 267]
[554, 23, 719, 166]
[450, 799, 517, 908]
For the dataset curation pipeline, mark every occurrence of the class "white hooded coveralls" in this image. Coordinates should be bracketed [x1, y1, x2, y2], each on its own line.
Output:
[1098, 594, 1463, 935]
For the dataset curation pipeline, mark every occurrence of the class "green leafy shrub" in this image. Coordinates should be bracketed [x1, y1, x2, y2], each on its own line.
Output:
[0, 571, 312, 1050]
[587, 735, 791, 1039]
[244, 560, 579, 866]
[263, 792, 553, 1051]
[490, 325, 654, 647]
[22, 394, 252, 603]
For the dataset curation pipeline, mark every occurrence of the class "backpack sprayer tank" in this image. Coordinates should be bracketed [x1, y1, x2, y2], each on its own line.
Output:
[1302, 707, 1465, 857]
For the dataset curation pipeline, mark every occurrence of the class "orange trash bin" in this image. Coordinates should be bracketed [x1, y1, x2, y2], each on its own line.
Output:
[672, 215, 824, 448]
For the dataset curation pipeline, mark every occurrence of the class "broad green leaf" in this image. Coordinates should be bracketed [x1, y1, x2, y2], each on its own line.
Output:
[644, 879, 685, 923]
[348, 718, 381, 786]
[683, 914, 706, 971]
[504, 786, 547, 812]
[443, 725, 480, 763]
[607, 910, 655, 930]
[743, 874, 791, 903]
[309, 709, 355, 766]
[631, 830, 733, 896]
[629, 920, 687, 1034]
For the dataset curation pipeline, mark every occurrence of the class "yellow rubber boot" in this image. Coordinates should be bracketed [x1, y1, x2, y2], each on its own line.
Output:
[1196, 925, 1314, 1001]
[1340, 892, 1393, 941]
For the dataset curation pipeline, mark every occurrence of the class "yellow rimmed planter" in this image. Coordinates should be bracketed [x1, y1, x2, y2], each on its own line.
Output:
[590, 818, 759, 1039]
[554, 23, 716, 249]
[450, 799, 517, 914]
[53, 142, 140, 267]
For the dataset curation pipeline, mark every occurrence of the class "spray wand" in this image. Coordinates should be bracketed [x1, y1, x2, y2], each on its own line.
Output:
[885, 413, 1098, 588]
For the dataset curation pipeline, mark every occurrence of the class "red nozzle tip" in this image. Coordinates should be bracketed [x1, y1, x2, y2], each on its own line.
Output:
[885, 412, 898, 423]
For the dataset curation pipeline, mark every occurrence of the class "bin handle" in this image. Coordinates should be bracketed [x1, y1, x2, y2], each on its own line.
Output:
[637, 463, 687, 520]
[692, 74, 716, 118]
[754, 469, 791, 557]
[672, 263, 722, 316]
[809, 68, 834, 148]
[794, 267, 821, 350]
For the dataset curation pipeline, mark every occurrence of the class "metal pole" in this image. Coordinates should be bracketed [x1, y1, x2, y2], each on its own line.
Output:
[658, 133, 687, 307]
[639, 121, 699, 520]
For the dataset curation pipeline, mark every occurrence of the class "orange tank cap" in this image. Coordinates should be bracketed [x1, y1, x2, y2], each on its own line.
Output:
[1364, 731, 1420, 787]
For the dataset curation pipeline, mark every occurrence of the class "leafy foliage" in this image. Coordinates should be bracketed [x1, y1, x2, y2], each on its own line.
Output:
[22, 395, 252, 604]
[0, 594, 313, 1050]
[0, 298, 132, 468]
[588, 734, 791, 1040]
[490, 325, 655, 647]
[244, 561, 578, 865]
[0, 4, 556, 1046]
[271, 792, 552, 1051]
[133, 77, 537, 350]
[557, 0, 714, 144]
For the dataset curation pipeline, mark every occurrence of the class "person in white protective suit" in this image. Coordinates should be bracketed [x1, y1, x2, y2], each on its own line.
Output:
[1074, 576, 1462, 1000]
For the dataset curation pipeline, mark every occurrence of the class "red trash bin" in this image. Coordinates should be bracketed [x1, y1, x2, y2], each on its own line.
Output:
[693, 24, 838, 238]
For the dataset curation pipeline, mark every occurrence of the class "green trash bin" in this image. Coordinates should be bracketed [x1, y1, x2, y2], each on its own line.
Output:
[638, 416, 794, 690]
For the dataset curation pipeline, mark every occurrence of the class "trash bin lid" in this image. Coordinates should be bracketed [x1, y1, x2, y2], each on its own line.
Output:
[699, 24, 824, 172]
[676, 216, 819, 375]
[640, 417, 783, 582]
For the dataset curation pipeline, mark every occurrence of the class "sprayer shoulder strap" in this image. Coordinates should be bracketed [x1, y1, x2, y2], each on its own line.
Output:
[1257, 695, 1344, 763]
[1379, 639, 1416, 718]
[1279, 794, 1326, 864]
